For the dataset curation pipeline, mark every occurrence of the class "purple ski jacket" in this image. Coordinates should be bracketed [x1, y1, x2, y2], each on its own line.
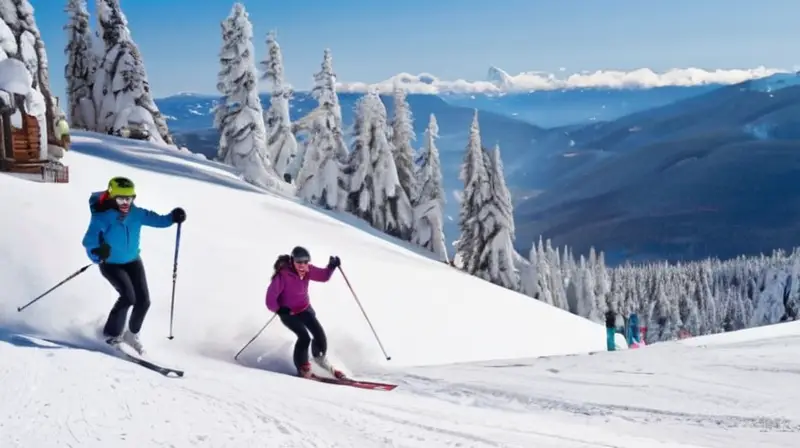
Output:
[265, 264, 335, 314]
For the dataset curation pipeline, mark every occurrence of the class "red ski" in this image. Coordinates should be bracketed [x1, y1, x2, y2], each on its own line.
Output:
[308, 374, 397, 391]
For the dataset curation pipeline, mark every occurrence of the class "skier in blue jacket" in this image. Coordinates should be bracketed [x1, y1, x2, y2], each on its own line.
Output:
[81, 176, 186, 354]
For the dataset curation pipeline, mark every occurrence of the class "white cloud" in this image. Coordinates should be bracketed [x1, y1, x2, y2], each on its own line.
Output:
[336, 66, 790, 94]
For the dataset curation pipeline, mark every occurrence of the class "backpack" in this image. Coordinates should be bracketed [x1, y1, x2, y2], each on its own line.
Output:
[271, 254, 291, 280]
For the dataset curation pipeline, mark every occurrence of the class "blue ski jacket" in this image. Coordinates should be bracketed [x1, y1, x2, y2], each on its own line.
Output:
[81, 191, 175, 264]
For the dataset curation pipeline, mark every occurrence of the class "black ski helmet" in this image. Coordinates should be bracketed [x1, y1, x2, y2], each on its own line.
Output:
[291, 246, 310, 262]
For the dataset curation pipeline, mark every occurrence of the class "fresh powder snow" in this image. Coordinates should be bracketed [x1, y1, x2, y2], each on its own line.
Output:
[0, 132, 798, 447]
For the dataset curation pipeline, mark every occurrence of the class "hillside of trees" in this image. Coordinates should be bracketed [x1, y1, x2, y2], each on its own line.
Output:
[520, 240, 799, 343]
[58, 1, 800, 343]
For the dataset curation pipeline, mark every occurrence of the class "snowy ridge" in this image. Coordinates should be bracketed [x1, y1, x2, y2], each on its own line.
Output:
[337, 66, 787, 94]
[1, 132, 799, 447]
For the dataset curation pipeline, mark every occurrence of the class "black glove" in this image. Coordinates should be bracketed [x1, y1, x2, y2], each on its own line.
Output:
[277, 307, 291, 316]
[327, 256, 341, 269]
[91, 243, 111, 261]
[171, 207, 186, 223]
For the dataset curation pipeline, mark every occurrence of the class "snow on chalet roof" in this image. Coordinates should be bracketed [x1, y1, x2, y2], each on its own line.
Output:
[0, 58, 32, 96]
[0, 58, 33, 110]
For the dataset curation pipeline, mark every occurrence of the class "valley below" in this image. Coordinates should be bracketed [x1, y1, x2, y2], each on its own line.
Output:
[161, 77, 800, 264]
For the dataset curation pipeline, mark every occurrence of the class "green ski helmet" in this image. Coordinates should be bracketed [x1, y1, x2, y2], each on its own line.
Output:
[107, 176, 136, 198]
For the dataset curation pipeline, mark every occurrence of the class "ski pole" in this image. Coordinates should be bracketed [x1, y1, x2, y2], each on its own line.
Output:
[17, 264, 93, 312]
[337, 266, 391, 360]
[167, 222, 182, 340]
[234, 313, 277, 361]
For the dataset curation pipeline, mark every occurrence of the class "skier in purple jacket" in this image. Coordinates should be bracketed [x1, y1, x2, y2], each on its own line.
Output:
[265, 246, 343, 379]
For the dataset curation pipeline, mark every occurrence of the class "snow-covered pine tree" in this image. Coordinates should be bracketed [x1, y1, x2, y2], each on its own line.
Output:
[293, 48, 349, 210]
[455, 110, 491, 275]
[593, 248, 611, 313]
[1, 0, 59, 142]
[521, 242, 539, 297]
[411, 113, 448, 262]
[64, 0, 96, 130]
[260, 30, 297, 180]
[607, 269, 625, 315]
[92, 0, 172, 144]
[473, 143, 519, 290]
[548, 244, 570, 310]
[346, 90, 413, 239]
[577, 256, 599, 321]
[390, 86, 418, 206]
[679, 269, 701, 335]
[647, 275, 678, 341]
[532, 238, 555, 305]
[565, 254, 582, 312]
[213, 3, 275, 188]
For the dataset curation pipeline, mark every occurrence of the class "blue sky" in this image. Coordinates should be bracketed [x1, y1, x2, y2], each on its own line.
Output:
[30, 0, 800, 99]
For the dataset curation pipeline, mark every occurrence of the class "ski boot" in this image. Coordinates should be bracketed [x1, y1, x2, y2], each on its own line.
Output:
[314, 355, 346, 379]
[123, 330, 145, 355]
[105, 333, 124, 347]
[297, 362, 313, 379]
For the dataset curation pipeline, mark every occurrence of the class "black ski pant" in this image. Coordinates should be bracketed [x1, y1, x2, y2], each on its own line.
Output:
[278, 306, 327, 371]
[99, 257, 151, 337]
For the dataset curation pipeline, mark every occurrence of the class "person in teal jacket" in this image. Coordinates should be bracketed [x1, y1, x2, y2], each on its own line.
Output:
[81, 176, 186, 354]
[605, 308, 618, 351]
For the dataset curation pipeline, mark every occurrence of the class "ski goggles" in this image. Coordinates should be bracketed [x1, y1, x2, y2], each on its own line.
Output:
[115, 195, 135, 205]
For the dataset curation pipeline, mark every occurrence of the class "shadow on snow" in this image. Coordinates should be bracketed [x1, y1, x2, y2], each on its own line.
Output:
[0, 322, 120, 358]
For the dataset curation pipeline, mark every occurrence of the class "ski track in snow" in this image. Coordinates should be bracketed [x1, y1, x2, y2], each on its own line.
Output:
[369, 336, 800, 447]
[0, 340, 631, 448]
[3, 330, 800, 447]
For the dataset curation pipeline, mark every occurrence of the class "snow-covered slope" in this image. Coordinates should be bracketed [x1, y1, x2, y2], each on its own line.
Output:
[12, 325, 800, 448]
[388, 321, 800, 447]
[2, 133, 798, 447]
[0, 132, 617, 370]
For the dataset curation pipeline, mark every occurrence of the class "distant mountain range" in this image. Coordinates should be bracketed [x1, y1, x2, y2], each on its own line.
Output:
[161, 85, 718, 244]
[440, 86, 721, 127]
[514, 72, 800, 264]
[158, 73, 800, 264]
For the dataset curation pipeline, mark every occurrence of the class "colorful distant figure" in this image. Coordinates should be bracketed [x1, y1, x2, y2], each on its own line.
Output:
[605, 309, 618, 351]
[626, 313, 647, 348]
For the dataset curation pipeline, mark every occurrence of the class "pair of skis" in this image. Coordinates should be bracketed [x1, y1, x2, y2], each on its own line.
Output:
[300, 358, 397, 391]
[104, 339, 396, 391]
[306, 373, 397, 391]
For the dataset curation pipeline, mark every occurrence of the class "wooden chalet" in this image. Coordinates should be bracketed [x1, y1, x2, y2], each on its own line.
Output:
[0, 92, 68, 183]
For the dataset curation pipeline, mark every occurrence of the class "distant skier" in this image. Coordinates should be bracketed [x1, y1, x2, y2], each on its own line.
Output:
[81, 176, 186, 354]
[265, 246, 343, 379]
[605, 308, 618, 351]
